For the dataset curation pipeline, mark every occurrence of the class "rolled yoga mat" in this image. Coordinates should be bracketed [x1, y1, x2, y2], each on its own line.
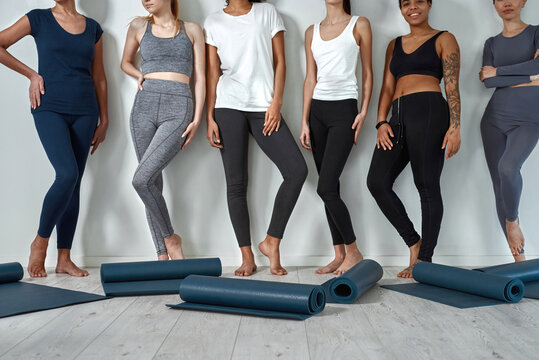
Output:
[100, 258, 222, 296]
[167, 275, 326, 320]
[381, 262, 525, 308]
[0, 262, 107, 318]
[321, 259, 383, 304]
[475, 258, 539, 299]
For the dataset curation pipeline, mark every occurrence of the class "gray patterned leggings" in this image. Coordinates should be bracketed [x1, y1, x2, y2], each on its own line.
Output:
[130, 79, 193, 256]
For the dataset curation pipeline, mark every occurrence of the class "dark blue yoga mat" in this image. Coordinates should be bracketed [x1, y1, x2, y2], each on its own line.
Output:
[167, 275, 326, 320]
[321, 259, 383, 304]
[475, 258, 539, 299]
[381, 262, 525, 308]
[0, 262, 107, 318]
[100, 258, 222, 296]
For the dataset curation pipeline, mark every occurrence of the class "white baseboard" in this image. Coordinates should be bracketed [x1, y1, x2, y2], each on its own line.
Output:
[1, 255, 535, 268]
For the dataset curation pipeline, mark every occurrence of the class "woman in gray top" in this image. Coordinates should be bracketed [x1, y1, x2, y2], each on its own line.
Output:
[479, 0, 539, 262]
[121, 0, 205, 260]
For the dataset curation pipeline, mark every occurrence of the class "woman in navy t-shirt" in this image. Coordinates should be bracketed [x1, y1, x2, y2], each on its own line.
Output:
[0, 0, 108, 277]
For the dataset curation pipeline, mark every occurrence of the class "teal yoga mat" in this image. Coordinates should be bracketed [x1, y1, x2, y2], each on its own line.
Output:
[321, 259, 383, 304]
[100, 258, 222, 296]
[381, 262, 525, 308]
[0, 262, 107, 318]
[167, 275, 326, 320]
[476, 258, 539, 299]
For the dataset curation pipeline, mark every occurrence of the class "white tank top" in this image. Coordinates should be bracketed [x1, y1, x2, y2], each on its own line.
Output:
[312, 16, 360, 101]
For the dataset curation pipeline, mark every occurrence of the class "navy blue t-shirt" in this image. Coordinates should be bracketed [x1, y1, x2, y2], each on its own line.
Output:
[26, 9, 103, 115]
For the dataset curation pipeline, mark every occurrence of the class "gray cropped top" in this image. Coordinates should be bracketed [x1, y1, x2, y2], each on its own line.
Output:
[140, 20, 193, 77]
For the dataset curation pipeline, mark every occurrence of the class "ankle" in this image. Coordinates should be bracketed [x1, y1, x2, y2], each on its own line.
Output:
[264, 235, 281, 245]
[240, 246, 255, 261]
[344, 243, 361, 256]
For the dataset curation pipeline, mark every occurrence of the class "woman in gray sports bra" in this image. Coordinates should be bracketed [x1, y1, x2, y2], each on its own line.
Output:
[121, 0, 205, 260]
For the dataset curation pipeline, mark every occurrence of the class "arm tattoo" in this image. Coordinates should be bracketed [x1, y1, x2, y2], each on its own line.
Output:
[442, 49, 461, 131]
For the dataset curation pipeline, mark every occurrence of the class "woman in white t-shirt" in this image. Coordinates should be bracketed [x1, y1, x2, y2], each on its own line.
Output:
[205, 0, 307, 277]
[300, 0, 373, 275]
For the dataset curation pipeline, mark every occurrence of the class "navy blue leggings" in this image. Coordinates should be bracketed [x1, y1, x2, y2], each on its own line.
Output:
[33, 111, 97, 249]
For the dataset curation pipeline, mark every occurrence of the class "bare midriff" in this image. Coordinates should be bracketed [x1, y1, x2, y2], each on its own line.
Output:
[393, 74, 441, 101]
[144, 72, 190, 84]
[511, 77, 539, 88]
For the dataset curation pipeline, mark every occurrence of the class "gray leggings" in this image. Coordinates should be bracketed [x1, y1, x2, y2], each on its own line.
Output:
[481, 86, 539, 243]
[215, 109, 308, 247]
[130, 79, 193, 255]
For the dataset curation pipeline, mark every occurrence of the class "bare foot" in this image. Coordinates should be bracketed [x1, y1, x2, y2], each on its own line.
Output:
[56, 249, 88, 277]
[28, 235, 48, 278]
[258, 235, 287, 276]
[334, 243, 364, 275]
[316, 245, 345, 274]
[506, 219, 525, 256]
[158, 254, 170, 261]
[164, 234, 185, 260]
[397, 239, 421, 279]
[513, 252, 526, 263]
[235, 246, 257, 276]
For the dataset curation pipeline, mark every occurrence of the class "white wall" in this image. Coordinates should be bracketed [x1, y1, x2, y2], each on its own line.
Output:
[1, 0, 538, 267]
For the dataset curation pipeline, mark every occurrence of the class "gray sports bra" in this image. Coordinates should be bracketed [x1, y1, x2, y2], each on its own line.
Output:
[140, 20, 193, 77]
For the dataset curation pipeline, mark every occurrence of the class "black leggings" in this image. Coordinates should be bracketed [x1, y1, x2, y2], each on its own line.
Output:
[367, 92, 449, 262]
[215, 109, 308, 247]
[309, 99, 357, 246]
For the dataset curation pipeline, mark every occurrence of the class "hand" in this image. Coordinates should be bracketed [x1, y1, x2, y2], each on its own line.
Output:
[442, 128, 461, 159]
[480, 66, 497, 81]
[207, 118, 223, 149]
[29, 74, 45, 110]
[263, 102, 281, 136]
[352, 112, 367, 145]
[534, 49, 539, 59]
[531, 74, 539, 81]
[137, 75, 145, 90]
[376, 123, 394, 151]
[181, 121, 200, 149]
[91, 121, 108, 155]
[299, 124, 311, 151]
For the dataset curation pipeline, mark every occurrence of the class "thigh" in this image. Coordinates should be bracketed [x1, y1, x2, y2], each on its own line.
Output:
[130, 90, 160, 161]
[502, 125, 539, 169]
[309, 105, 328, 172]
[318, 126, 355, 186]
[248, 113, 306, 174]
[214, 109, 250, 183]
[481, 119, 507, 176]
[33, 111, 77, 171]
[70, 114, 98, 170]
[367, 118, 409, 185]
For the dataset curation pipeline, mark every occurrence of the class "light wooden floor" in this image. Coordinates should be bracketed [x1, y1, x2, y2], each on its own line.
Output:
[1, 266, 538, 360]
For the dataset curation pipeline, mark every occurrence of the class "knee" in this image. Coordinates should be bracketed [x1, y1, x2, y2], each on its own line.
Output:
[498, 161, 519, 182]
[316, 183, 337, 202]
[367, 173, 390, 198]
[55, 165, 79, 191]
[285, 159, 308, 186]
[132, 171, 149, 193]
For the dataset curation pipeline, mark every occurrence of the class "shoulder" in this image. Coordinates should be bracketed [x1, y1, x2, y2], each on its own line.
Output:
[85, 16, 101, 29]
[26, 8, 48, 17]
[355, 16, 371, 28]
[257, 2, 277, 11]
[305, 24, 314, 36]
[129, 17, 147, 31]
[438, 31, 457, 44]
[204, 11, 223, 27]
[184, 21, 203, 36]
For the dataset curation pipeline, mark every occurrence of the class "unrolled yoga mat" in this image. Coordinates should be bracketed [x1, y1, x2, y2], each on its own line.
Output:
[476, 258, 539, 299]
[381, 262, 525, 308]
[321, 259, 383, 303]
[167, 275, 326, 320]
[100, 258, 222, 296]
[0, 262, 107, 318]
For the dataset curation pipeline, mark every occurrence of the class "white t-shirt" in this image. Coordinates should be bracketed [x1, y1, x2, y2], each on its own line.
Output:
[204, 3, 286, 112]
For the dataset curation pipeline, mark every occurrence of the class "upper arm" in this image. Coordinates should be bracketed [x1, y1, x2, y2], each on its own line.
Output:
[92, 37, 105, 78]
[185, 22, 205, 80]
[206, 44, 221, 79]
[356, 17, 373, 75]
[439, 32, 460, 87]
[0, 15, 32, 49]
[121, 18, 145, 65]
[483, 38, 494, 67]
[268, 4, 286, 39]
[272, 31, 285, 66]
[304, 25, 316, 81]
[381, 39, 396, 93]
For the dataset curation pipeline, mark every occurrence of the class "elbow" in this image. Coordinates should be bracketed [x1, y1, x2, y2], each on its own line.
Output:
[483, 79, 497, 88]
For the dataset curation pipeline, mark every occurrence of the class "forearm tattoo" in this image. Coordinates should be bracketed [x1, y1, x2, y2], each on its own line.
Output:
[442, 49, 461, 131]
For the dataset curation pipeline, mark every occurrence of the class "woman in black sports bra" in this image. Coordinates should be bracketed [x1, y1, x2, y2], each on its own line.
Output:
[366, 0, 461, 278]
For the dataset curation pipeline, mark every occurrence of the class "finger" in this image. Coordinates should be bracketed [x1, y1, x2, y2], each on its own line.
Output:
[214, 130, 221, 144]
[182, 126, 191, 138]
[276, 120, 281, 132]
[91, 142, 99, 155]
[36, 89, 41, 107]
[39, 81, 45, 95]
[388, 127, 394, 137]
[182, 136, 192, 150]
[354, 129, 359, 145]
[267, 122, 277, 136]
[442, 136, 448, 149]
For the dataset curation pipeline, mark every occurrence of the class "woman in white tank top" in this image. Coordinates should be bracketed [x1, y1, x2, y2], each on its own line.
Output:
[301, 0, 373, 275]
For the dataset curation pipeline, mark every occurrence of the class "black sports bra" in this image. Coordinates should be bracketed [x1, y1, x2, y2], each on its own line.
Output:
[389, 31, 446, 82]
